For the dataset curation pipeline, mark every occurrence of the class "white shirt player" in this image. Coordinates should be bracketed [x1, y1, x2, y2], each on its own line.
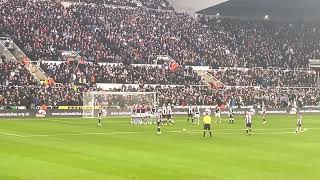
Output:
[188, 106, 193, 115]
[157, 109, 163, 122]
[215, 106, 221, 117]
[250, 108, 256, 115]
[167, 105, 172, 116]
[297, 113, 302, 125]
[228, 107, 234, 117]
[245, 113, 252, 124]
[131, 106, 136, 117]
[194, 106, 200, 118]
[162, 106, 167, 116]
[262, 106, 266, 115]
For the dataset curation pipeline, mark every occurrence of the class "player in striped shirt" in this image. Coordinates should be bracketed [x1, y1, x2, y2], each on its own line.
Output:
[245, 111, 253, 136]
[228, 106, 235, 124]
[187, 105, 193, 123]
[162, 105, 167, 125]
[167, 104, 175, 125]
[194, 106, 200, 125]
[296, 112, 303, 133]
[130, 105, 136, 125]
[97, 104, 103, 126]
[156, 109, 163, 134]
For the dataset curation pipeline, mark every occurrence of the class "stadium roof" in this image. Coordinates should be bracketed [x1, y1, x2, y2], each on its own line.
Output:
[169, 0, 227, 15]
[197, 0, 320, 22]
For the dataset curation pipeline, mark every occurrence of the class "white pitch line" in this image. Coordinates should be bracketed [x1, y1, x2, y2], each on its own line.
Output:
[48, 119, 130, 124]
[26, 131, 152, 137]
[0, 130, 26, 137]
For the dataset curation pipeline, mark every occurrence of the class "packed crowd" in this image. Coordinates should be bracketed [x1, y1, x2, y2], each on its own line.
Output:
[140, 0, 174, 10]
[0, 60, 38, 86]
[1, 81, 319, 108]
[1, 0, 320, 109]
[199, 17, 320, 68]
[69, 0, 138, 7]
[40, 62, 202, 85]
[211, 68, 317, 87]
[68, 0, 174, 10]
[1, 0, 320, 68]
[112, 85, 320, 108]
[0, 83, 96, 108]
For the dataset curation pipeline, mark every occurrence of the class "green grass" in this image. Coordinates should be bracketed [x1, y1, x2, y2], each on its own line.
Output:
[0, 114, 319, 180]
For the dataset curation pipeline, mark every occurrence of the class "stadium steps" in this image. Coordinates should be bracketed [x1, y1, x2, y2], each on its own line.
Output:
[0, 37, 49, 82]
[197, 70, 224, 89]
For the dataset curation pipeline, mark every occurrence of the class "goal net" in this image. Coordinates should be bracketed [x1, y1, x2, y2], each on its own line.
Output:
[82, 91, 157, 118]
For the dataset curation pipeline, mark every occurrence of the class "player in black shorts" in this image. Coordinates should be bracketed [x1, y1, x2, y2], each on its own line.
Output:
[228, 107, 234, 124]
[187, 105, 193, 123]
[156, 109, 163, 134]
[245, 112, 253, 135]
[98, 104, 102, 126]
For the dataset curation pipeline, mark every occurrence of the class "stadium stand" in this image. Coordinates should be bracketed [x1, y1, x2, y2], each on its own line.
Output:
[1, 0, 319, 68]
[113, 85, 320, 107]
[210, 68, 317, 87]
[0, 0, 319, 109]
[40, 62, 202, 85]
[68, 0, 138, 7]
[197, 17, 320, 68]
[0, 60, 38, 86]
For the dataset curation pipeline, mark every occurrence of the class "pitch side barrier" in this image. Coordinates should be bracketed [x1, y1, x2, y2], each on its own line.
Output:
[0, 107, 320, 118]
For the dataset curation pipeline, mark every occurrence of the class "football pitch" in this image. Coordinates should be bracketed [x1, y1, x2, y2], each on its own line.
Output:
[0, 115, 319, 180]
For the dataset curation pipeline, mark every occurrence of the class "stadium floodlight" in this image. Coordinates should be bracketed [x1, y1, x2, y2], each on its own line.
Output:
[264, 15, 270, 20]
[82, 91, 157, 118]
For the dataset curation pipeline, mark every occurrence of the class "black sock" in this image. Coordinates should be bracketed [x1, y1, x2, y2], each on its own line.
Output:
[246, 130, 248, 134]
[203, 131, 206, 137]
[157, 127, 160, 132]
[209, 131, 212, 137]
[98, 119, 101, 123]
[249, 129, 252, 133]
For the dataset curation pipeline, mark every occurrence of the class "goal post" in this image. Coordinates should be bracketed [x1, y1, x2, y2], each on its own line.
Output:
[82, 91, 157, 118]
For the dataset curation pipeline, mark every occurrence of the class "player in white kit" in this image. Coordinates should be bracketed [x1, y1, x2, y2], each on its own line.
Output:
[162, 105, 168, 125]
[215, 105, 221, 123]
[296, 112, 303, 133]
[245, 111, 253, 135]
[194, 106, 200, 125]
[228, 106, 235, 124]
[167, 104, 175, 125]
[187, 105, 194, 123]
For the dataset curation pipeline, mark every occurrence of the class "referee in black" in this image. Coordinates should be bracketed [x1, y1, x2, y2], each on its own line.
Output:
[203, 110, 213, 138]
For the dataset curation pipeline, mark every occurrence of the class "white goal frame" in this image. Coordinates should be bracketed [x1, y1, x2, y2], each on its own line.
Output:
[82, 91, 157, 118]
